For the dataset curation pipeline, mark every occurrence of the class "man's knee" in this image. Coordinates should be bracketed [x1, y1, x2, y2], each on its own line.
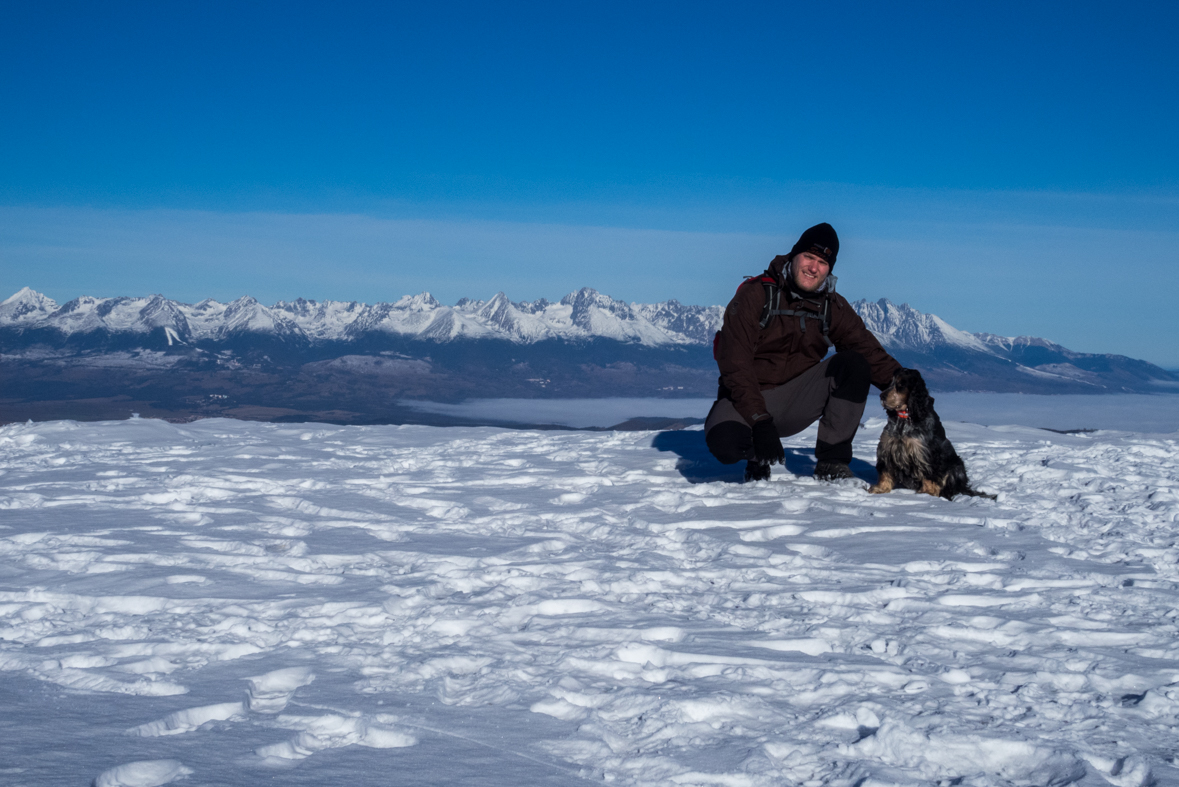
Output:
[706, 421, 752, 464]
[825, 351, 871, 403]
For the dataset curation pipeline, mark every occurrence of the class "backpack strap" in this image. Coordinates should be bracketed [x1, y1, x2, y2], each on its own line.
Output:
[761, 280, 831, 343]
[723, 274, 832, 347]
[758, 280, 778, 330]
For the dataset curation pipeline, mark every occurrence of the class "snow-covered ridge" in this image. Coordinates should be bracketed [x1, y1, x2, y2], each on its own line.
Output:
[3, 287, 1172, 396]
[851, 298, 1000, 356]
[1, 286, 1042, 354]
[0, 286, 725, 347]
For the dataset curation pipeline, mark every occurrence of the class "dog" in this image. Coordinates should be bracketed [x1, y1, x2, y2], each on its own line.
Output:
[868, 368, 995, 500]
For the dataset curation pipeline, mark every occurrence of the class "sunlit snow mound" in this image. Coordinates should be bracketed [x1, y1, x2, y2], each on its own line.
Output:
[1, 417, 1177, 786]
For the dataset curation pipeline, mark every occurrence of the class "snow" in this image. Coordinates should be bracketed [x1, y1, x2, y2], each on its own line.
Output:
[0, 287, 722, 347]
[855, 299, 998, 356]
[0, 286, 59, 324]
[94, 759, 194, 787]
[1, 287, 1169, 397]
[218, 296, 302, 339]
[273, 298, 367, 340]
[2, 415, 1178, 786]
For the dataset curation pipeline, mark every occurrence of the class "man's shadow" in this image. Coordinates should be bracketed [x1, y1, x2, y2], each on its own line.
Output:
[651, 430, 877, 485]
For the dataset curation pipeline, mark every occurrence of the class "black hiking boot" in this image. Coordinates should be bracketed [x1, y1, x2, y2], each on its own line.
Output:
[744, 460, 771, 482]
[813, 460, 854, 481]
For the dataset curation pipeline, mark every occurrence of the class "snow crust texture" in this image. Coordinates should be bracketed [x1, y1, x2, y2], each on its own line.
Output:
[1, 418, 1178, 785]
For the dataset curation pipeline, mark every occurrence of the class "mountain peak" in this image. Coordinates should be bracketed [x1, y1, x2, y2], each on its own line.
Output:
[476, 292, 513, 320]
[852, 298, 996, 356]
[395, 292, 441, 310]
[0, 287, 59, 324]
[560, 288, 635, 330]
[2, 286, 52, 306]
[560, 287, 612, 307]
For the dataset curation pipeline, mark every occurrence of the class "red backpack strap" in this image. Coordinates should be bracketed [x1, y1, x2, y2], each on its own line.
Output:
[735, 274, 776, 294]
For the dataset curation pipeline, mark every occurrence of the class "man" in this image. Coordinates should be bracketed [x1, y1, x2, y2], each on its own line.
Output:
[706, 223, 901, 482]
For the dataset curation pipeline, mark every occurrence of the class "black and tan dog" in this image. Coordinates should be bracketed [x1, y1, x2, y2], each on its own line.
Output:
[868, 368, 995, 500]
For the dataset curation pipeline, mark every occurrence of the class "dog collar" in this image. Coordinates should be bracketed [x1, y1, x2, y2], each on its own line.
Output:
[897, 409, 909, 419]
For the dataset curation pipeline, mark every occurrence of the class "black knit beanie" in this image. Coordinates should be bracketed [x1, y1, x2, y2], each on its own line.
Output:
[789, 223, 839, 267]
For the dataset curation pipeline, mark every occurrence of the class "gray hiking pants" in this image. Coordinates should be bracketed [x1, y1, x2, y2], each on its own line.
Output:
[704, 351, 871, 465]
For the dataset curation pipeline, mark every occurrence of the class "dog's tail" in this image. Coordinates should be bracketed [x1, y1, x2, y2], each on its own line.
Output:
[961, 487, 997, 501]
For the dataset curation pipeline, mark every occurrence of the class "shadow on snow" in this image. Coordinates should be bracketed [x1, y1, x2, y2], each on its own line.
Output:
[651, 430, 877, 485]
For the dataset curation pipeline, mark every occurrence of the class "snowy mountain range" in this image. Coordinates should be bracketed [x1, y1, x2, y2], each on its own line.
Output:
[0, 286, 722, 347]
[1, 287, 1174, 424]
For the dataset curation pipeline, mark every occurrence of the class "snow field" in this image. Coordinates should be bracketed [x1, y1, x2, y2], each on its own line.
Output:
[0, 417, 1177, 786]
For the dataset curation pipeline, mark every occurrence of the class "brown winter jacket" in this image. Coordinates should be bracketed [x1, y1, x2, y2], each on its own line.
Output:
[715, 255, 901, 425]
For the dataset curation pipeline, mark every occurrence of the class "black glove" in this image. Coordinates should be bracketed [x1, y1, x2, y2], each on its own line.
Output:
[751, 418, 785, 465]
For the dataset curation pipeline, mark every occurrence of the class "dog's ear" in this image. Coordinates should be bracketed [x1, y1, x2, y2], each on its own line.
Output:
[907, 370, 932, 420]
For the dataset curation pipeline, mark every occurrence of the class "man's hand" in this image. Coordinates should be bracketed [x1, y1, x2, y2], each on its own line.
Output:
[751, 418, 785, 465]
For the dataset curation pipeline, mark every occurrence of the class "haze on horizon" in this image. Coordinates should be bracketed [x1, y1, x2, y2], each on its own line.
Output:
[2, 1, 1177, 366]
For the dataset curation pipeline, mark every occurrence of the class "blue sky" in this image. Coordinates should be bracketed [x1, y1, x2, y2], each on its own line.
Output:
[2, 1, 1177, 365]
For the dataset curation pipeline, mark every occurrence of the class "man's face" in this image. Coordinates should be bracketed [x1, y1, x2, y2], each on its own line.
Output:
[792, 251, 831, 292]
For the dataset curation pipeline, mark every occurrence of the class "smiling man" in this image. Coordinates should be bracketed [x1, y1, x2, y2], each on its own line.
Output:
[705, 223, 903, 482]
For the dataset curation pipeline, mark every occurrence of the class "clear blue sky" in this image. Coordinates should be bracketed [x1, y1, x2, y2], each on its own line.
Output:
[2, 1, 1177, 365]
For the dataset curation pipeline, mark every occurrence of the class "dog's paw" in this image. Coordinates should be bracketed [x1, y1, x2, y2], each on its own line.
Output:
[867, 484, 887, 494]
